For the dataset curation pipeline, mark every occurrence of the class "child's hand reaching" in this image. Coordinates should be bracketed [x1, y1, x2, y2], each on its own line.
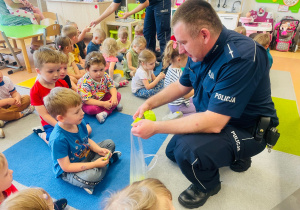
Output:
[83, 26, 92, 34]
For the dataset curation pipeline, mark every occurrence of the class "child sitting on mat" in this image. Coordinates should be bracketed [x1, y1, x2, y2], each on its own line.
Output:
[116, 26, 131, 62]
[58, 51, 77, 92]
[44, 87, 121, 194]
[0, 153, 67, 209]
[87, 28, 106, 55]
[61, 25, 85, 69]
[123, 36, 147, 80]
[103, 178, 175, 210]
[0, 71, 35, 137]
[77, 51, 122, 124]
[102, 38, 129, 88]
[162, 40, 196, 120]
[30, 47, 91, 144]
[131, 49, 165, 99]
[55, 36, 85, 85]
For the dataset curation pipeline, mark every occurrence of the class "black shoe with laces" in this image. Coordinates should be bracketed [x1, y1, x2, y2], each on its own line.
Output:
[178, 183, 221, 209]
[230, 157, 252, 172]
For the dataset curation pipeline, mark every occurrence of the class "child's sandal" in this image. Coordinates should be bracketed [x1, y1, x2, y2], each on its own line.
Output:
[119, 80, 129, 87]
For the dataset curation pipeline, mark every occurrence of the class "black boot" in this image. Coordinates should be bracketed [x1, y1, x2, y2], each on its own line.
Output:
[230, 157, 252, 172]
[178, 183, 221, 209]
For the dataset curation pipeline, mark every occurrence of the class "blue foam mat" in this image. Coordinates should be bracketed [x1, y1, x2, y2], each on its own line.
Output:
[4, 112, 168, 209]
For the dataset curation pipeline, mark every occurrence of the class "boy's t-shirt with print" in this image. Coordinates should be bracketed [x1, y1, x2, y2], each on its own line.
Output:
[131, 66, 153, 93]
[0, 76, 16, 99]
[49, 120, 90, 177]
[30, 79, 68, 126]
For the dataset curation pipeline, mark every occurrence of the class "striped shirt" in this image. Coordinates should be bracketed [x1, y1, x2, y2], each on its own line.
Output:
[164, 66, 190, 106]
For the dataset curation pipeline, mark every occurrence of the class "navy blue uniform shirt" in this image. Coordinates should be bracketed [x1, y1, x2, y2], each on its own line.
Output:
[180, 27, 279, 128]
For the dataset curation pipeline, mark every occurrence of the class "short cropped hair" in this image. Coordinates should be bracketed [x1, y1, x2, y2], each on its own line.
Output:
[134, 23, 144, 34]
[58, 51, 68, 64]
[61, 25, 78, 39]
[44, 87, 82, 118]
[0, 188, 51, 210]
[234, 26, 246, 36]
[85, 51, 106, 69]
[253, 33, 270, 48]
[103, 178, 172, 210]
[118, 26, 128, 38]
[93, 28, 106, 39]
[172, 0, 222, 38]
[33, 47, 60, 69]
[0, 153, 5, 172]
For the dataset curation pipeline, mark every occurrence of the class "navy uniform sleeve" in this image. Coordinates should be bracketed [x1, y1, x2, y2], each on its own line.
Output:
[207, 59, 266, 118]
[179, 58, 193, 87]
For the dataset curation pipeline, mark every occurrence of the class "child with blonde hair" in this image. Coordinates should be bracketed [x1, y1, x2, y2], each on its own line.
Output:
[234, 26, 246, 36]
[253, 33, 273, 68]
[44, 87, 121, 194]
[134, 23, 144, 38]
[131, 49, 165, 99]
[116, 26, 131, 55]
[87, 28, 106, 55]
[55, 36, 85, 84]
[66, 20, 91, 59]
[101, 38, 129, 88]
[0, 153, 67, 209]
[103, 178, 175, 210]
[57, 51, 77, 92]
[61, 25, 85, 69]
[162, 40, 196, 120]
[77, 51, 122, 124]
[123, 36, 147, 80]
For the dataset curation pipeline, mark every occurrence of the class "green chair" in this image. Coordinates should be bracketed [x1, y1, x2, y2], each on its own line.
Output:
[128, 3, 145, 20]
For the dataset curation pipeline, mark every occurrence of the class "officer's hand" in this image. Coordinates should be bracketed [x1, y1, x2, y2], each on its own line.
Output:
[131, 119, 156, 139]
[133, 102, 151, 119]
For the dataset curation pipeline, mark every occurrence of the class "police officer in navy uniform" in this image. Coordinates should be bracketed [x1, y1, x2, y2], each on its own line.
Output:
[90, 0, 171, 56]
[131, 0, 279, 209]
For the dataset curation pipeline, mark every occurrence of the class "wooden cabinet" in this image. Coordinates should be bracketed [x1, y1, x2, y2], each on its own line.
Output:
[46, 0, 115, 33]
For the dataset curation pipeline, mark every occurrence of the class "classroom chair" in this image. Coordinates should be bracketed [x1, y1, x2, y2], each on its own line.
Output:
[128, 3, 145, 19]
[32, 24, 61, 49]
[0, 31, 24, 74]
[42, 12, 59, 24]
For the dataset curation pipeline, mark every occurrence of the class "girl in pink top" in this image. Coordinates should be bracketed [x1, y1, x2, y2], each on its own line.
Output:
[101, 38, 129, 88]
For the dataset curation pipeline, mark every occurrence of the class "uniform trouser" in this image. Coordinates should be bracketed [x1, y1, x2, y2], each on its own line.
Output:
[0, 95, 30, 121]
[61, 140, 115, 189]
[143, 0, 171, 55]
[165, 126, 266, 193]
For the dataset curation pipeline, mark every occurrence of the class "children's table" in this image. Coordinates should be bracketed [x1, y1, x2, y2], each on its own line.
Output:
[105, 19, 143, 42]
[0, 24, 45, 73]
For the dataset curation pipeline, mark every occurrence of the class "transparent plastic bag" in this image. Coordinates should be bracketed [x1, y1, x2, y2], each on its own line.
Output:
[130, 133, 157, 184]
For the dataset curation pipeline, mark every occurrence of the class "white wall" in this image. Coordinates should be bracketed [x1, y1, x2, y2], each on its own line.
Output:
[242, 0, 300, 23]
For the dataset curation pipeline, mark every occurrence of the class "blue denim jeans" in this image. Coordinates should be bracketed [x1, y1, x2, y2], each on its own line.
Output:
[143, 0, 171, 55]
[134, 79, 164, 99]
[60, 139, 115, 190]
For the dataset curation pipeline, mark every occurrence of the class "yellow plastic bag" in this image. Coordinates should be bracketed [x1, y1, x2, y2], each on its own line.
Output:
[130, 133, 157, 184]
